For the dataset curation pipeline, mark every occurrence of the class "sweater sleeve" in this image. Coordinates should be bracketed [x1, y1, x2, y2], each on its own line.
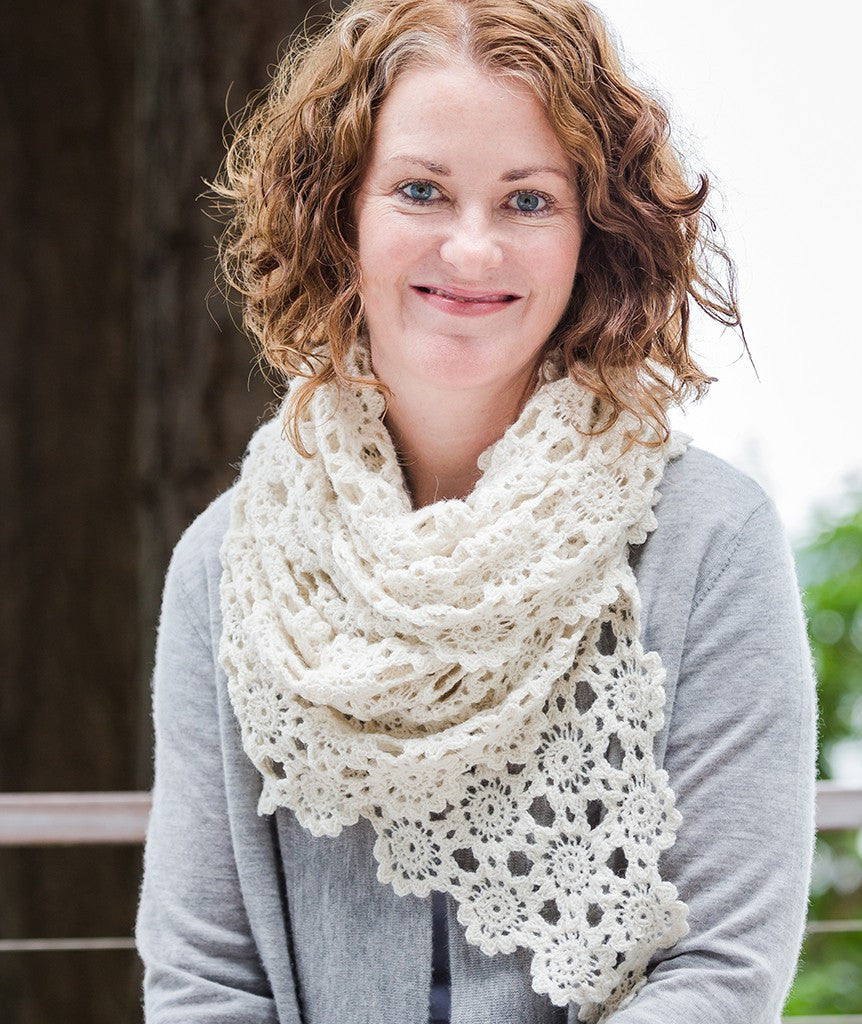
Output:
[135, 539, 278, 1023]
[604, 497, 818, 1024]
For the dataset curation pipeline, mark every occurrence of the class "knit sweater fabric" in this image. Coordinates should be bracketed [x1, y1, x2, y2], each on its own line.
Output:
[136, 442, 818, 1024]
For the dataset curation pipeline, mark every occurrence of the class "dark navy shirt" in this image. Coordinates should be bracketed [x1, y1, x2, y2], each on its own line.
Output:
[429, 890, 451, 1023]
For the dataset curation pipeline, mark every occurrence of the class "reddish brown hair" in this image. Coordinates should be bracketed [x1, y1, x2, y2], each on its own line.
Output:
[209, 0, 747, 453]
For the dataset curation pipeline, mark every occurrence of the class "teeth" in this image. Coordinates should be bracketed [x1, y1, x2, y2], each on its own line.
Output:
[430, 288, 478, 302]
[426, 287, 507, 302]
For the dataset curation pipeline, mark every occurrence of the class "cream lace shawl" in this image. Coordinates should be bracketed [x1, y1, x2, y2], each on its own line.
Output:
[218, 350, 691, 1021]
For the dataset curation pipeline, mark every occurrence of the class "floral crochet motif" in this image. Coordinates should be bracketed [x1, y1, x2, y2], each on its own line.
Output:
[218, 340, 691, 1021]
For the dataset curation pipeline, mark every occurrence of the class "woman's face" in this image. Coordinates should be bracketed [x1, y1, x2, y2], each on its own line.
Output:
[352, 62, 584, 398]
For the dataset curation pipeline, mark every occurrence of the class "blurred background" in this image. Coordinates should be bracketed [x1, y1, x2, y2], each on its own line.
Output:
[1, 0, 859, 1020]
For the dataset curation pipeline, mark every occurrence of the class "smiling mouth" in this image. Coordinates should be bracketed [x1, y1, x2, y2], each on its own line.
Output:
[413, 286, 520, 303]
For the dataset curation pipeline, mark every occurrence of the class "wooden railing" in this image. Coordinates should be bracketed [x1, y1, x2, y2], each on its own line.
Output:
[0, 782, 861, 1018]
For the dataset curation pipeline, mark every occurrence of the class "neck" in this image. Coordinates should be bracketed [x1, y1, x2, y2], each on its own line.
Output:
[382, 372, 535, 509]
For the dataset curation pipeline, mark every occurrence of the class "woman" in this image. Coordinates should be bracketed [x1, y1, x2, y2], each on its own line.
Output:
[135, 1, 817, 1022]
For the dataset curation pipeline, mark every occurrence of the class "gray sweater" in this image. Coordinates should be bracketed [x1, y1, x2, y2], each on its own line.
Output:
[135, 443, 818, 1024]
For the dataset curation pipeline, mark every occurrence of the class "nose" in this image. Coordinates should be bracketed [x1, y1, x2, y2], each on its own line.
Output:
[438, 207, 504, 277]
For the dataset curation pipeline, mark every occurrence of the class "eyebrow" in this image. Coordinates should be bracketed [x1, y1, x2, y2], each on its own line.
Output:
[384, 154, 573, 184]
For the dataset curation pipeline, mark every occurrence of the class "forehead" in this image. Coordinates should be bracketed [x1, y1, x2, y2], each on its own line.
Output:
[367, 62, 573, 176]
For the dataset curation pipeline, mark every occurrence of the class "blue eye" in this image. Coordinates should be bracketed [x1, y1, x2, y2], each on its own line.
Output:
[509, 192, 552, 216]
[399, 181, 441, 203]
[395, 180, 556, 217]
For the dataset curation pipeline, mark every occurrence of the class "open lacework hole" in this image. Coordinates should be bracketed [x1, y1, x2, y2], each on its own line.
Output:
[527, 795, 555, 828]
[360, 444, 384, 471]
[603, 732, 624, 770]
[597, 619, 618, 655]
[263, 757, 287, 779]
[506, 849, 533, 877]
[452, 847, 480, 873]
[429, 802, 455, 822]
[585, 799, 607, 830]
[539, 899, 560, 926]
[607, 846, 629, 878]
[575, 678, 597, 712]
[586, 902, 604, 927]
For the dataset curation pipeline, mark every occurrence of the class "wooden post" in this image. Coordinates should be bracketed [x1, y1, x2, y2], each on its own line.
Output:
[1, 1, 327, 1020]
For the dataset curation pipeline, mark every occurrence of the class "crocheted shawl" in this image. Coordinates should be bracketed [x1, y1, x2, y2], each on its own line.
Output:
[217, 345, 691, 1022]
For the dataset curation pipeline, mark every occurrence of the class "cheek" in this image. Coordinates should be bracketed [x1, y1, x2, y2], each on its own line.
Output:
[358, 212, 426, 283]
[525, 230, 582, 301]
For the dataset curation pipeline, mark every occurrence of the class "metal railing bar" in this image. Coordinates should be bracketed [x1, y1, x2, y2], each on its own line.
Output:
[804, 919, 862, 934]
[0, 792, 151, 846]
[0, 921, 855, 955]
[0, 938, 136, 952]
[815, 782, 862, 831]
[0, 783, 860, 846]
[781, 1018, 862, 1023]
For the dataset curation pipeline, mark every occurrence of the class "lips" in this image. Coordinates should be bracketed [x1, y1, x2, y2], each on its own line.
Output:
[413, 285, 520, 303]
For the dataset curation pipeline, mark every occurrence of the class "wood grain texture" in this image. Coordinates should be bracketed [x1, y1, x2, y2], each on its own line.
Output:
[0, 1, 326, 1020]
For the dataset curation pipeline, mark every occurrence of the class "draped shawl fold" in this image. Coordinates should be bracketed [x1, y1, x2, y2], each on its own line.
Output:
[218, 345, 691, 1022]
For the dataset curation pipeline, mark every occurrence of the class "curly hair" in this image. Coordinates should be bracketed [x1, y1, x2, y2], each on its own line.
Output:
[208, 0, 747, 455]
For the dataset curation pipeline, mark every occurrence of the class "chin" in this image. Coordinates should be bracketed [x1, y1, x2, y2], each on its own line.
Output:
[415, 340, 514, 391]
[370, 325, 541, 396]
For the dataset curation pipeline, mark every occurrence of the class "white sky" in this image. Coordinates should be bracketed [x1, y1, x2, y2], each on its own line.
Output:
[593, 1, 861, 546]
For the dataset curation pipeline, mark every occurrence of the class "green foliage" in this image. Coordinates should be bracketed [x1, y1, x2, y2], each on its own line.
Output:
[796, 496, 862, 778]
[786, 487, 862, 1015]
[785, 928, 862, 1014]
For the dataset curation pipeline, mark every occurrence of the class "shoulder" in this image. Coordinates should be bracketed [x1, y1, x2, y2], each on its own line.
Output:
[643, 440, 787, 600]
[162, 485, 237, 632]
[659, 442, 770, 526]
[169, 486, 235, 576]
